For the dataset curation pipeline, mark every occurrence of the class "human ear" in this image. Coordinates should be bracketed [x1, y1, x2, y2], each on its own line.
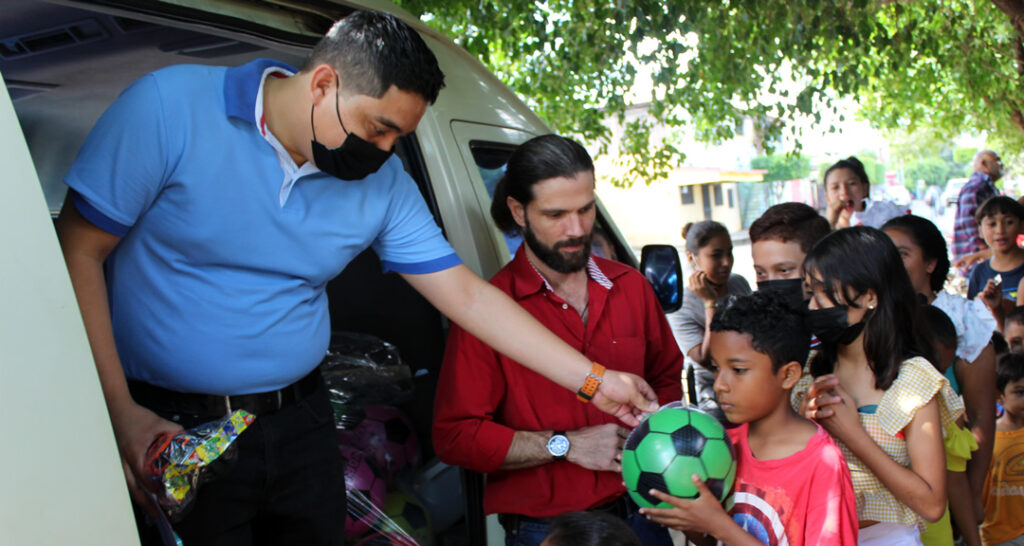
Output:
[779, 361, 803, 389]
[925, 258, 938, 275]
[308, 64, 337, 103]
[862, 289, 878, 310]
[508, 197, 527, 229]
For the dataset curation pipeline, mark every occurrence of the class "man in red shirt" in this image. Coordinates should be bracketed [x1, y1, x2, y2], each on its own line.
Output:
[432, 135, 682, 546]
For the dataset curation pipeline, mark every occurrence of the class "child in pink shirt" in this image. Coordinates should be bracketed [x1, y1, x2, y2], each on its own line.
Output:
[642, 291, 858, 545]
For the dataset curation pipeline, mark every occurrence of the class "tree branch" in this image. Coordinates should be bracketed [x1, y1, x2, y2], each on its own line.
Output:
[991, 0, 1024, 30]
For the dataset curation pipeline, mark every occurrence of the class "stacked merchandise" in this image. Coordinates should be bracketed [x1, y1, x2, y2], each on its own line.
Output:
[325, 332, 441, 545]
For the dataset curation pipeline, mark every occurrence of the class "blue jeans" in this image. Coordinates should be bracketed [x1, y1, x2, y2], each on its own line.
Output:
[502, 502, 673, 546]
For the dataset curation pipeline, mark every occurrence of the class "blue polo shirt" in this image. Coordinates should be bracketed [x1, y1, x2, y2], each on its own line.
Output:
[64, 59, 460, 395]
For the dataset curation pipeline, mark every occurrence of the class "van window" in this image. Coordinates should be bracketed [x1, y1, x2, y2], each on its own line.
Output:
[469, 141, 515, 199]
[468, 141, 521, 254]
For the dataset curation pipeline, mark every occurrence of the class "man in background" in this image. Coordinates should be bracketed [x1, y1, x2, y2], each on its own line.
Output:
[954, 150, 1003, 270]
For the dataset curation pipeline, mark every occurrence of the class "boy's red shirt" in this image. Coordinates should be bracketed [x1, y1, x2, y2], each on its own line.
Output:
[722, 422, 858, 545]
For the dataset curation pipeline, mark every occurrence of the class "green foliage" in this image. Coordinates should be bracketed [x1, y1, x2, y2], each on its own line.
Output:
[396, 0, 1024, 185]
[750, 154, 812, 182]
[954, 147, 979, 165]
[905, 157, 951, 188]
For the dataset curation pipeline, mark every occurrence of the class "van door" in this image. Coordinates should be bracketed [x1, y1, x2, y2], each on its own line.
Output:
[449, 121, 537, 277]
[0, 72, 139, 545]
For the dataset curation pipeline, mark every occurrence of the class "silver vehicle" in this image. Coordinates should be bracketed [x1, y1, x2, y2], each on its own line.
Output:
[1, 1, 681, 544]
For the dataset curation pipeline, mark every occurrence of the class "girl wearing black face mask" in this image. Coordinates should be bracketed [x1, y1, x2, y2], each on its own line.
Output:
[796, 226, 964, 544]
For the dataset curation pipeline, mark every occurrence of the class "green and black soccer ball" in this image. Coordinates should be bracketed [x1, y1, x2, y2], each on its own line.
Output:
[621, 403, 736, 508]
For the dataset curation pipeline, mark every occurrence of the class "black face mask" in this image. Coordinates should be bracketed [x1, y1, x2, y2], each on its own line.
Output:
[756, 278, 807, 309]
[806, 306, 866, 346]
[310, 80, 392, 181]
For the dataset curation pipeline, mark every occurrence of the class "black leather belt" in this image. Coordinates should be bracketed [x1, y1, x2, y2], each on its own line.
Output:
[128, 368, 322, 417]
[498, 496, 628, 533]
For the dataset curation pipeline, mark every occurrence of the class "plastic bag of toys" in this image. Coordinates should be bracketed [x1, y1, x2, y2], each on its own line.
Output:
[346, 489, 434, 545]
[322, 331, 413, 429]
[146, 410, 256, 520]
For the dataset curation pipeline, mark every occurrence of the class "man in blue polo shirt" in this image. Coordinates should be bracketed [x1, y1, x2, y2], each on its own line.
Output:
[56, 10, 658, 544]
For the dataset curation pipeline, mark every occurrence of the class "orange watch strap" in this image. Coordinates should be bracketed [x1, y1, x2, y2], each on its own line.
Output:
[576, 362, 606, 402]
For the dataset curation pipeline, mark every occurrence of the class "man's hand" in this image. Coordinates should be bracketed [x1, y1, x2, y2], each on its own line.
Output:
[402, 266, 659, 426]
[566, 423, 629, 472]
[592, 370, 659, 427]
[109, 401, 183, 516]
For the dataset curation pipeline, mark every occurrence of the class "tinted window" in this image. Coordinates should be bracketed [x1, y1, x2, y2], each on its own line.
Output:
[469, 142, 521, 255]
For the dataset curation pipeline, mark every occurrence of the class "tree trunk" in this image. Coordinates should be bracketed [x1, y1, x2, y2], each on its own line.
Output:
[992, 0, 1024, 132]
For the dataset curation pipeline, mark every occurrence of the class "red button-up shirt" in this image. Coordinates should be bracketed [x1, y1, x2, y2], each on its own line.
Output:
[432, 247, 683, 517]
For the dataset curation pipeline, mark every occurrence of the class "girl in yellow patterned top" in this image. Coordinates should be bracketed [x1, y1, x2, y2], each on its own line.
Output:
[793, 226, 964, 546]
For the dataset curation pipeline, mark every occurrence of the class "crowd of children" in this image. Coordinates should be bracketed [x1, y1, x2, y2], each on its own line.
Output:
[638, 188, 1023, 546]
[514, 172, 1024, 546]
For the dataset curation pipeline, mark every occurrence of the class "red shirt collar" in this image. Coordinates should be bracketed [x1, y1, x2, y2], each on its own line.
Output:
[507, 244, 625, 300]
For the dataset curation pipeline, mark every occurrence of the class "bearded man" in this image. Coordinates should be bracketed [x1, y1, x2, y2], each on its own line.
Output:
[432, 135, 682, 546]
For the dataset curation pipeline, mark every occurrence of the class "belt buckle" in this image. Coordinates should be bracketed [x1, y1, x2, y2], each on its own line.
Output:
[221, 388, 286, 416]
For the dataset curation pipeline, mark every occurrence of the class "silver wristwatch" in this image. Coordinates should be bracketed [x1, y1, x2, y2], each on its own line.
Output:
[546, 431, 570, 461]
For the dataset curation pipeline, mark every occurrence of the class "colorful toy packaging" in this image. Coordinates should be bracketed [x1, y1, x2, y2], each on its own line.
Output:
[146, 409, 256, 519]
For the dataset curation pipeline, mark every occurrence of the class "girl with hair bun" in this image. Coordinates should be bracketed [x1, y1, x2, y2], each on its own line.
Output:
[824, 156, 908, 229]
[671, 220, 751, 422]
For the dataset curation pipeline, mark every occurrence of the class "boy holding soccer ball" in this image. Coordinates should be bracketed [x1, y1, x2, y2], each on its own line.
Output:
[641, 291, 858, 545]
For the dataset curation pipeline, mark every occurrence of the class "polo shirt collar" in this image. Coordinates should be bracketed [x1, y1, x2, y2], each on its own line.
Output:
[224, 58, 298, 123]
[508, 244, 619, 300]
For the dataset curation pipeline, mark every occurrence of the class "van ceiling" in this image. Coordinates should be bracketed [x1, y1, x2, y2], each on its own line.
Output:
[1, 0, 308, 213]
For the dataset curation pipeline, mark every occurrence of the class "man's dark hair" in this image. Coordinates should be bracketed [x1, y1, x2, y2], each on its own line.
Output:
[997, 351, 1024, 392]
[542, 511, 641, 546]
[824, 156, 871, 187]
[881, 215, 950, 294]
[976, 195, 1024, 223]
[710, 290, 810, 372]
[748, 202, 831, 254]
[490, 134, 594, 235]
[303, 10, 445, 104]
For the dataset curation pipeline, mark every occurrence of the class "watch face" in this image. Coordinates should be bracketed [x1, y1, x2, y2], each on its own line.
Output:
[547, 434, 570, 457]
